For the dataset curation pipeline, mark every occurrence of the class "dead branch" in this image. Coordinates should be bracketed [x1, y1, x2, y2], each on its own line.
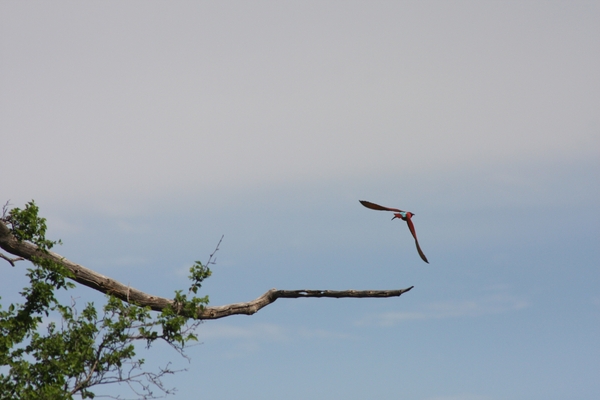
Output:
[1, 252, 24, 267]
[199, 287, 414, 319]
[0, 219, 413, 320]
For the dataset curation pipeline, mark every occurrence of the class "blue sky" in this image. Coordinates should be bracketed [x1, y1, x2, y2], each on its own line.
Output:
[1, 1, 599, 399]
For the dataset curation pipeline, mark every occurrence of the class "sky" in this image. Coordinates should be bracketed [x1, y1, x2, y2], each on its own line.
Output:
[1, 1, 599, 399]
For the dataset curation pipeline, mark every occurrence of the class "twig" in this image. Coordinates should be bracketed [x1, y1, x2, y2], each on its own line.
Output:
[1, 200, 11, 221]
[205, 235, 224, 267]
[1, 252, 24, 267]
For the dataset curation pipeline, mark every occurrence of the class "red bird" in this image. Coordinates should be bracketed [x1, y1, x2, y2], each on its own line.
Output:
[359, 200, 429, 263]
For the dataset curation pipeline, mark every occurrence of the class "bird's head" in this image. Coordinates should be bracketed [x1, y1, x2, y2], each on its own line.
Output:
[391, 211, 410, 221]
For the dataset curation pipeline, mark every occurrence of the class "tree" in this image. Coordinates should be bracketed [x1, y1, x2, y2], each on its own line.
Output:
[0, 200, 413, 399]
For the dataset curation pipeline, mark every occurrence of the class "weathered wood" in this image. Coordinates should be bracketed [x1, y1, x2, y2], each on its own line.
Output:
[198, 287, 414, 319]
[0, 220, 413, 320]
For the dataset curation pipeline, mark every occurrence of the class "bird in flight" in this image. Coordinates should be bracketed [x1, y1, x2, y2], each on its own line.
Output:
[359, 200, 429, 263]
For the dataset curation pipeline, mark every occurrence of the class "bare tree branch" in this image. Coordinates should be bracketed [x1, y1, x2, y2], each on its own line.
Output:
[0, 252, 24, 266]
[0, 219, 413, 320]
[198, 287, 414, 319]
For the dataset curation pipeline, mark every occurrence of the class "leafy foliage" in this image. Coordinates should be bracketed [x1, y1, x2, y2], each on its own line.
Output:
[0, 201, 212, 399]
[4, 200, 61, 251]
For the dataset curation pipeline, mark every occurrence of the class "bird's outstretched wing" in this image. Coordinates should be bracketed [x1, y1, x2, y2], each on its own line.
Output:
[360, 199, 429, 263]
[405, 215, 429, 263]
[359, 200, 404, 213]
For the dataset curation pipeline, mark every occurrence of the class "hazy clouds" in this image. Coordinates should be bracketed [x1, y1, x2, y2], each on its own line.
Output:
[2, 1, 598, 208]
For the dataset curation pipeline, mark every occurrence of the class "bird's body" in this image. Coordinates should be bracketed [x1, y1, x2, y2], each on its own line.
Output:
[359, 200, 429, 263]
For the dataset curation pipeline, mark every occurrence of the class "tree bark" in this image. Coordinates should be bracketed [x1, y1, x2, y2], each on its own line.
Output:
[0, 220, 413, 320]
